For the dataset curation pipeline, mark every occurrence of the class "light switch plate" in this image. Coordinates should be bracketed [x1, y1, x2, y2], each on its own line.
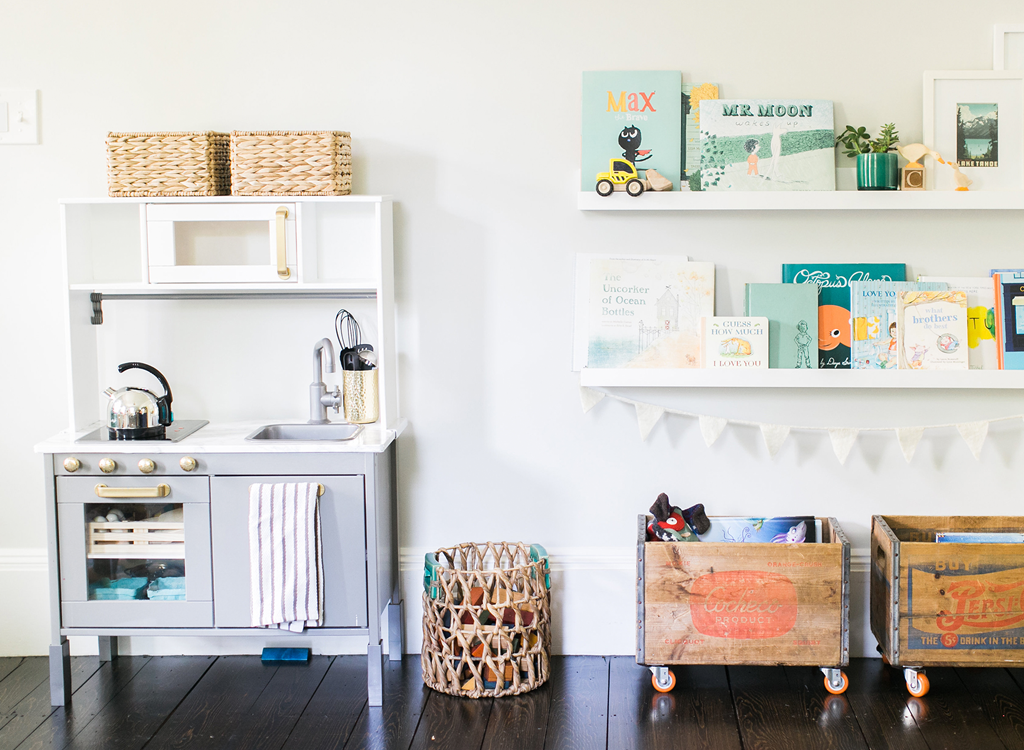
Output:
[0, 89, 39, 144]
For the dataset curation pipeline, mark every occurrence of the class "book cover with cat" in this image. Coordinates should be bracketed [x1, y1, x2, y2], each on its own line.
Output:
[581, 71, 682, 191]
[782, 263, 906, 369]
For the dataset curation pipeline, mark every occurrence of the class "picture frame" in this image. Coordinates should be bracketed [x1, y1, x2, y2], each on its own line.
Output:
[994, 24, 1024, 70]
[923, 70, 1024, 191]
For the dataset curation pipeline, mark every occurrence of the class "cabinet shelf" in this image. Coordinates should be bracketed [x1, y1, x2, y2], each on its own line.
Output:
[578, 190, 1024, 211]
[579, 368, 1024, 389]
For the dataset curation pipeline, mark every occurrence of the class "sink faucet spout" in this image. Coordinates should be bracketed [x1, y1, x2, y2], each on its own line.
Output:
[309, 338, 341, 424]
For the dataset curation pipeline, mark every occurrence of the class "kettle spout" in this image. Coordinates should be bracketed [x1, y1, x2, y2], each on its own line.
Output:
[103, 387, 116, 398]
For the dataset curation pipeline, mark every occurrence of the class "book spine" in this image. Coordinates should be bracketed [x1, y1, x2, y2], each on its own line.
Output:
[995, 273, 1005, 370]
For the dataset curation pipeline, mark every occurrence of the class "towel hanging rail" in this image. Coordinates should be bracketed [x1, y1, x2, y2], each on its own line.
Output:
[247, 483, 325, 497]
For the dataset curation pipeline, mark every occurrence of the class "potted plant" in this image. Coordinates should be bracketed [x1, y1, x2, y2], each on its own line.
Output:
[835, 123, 900, 190]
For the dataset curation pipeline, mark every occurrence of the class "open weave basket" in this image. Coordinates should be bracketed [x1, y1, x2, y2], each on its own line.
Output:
[107, 132, 230, 197]
[230, 131, 351, 195]
[422, 542, 551, 698]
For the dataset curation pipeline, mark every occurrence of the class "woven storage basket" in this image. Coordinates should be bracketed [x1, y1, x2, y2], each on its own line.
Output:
[106, 132, 230, 197]
[422, 542, 551, 698]
[230, 131, 351, 196]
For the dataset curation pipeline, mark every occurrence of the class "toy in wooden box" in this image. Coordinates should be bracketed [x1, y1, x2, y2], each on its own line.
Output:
[637, 514, 851, 695]
[871, 515, 1024, 697]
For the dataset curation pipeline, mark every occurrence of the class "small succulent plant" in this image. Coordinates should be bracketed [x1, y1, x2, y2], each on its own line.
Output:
[835, 123, 899, 158]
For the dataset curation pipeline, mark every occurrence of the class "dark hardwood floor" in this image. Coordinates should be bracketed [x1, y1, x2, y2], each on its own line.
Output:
[1, 655, 1023, 749]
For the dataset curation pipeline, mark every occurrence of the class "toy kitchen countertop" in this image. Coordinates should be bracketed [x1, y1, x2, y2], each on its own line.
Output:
[35, 418, 407, 455]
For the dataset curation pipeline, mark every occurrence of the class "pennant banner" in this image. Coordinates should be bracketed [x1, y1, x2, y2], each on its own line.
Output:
[759, 424, 790, 459]
[699, 415, 728, 447]
[895, 427, 925, 463]
[635, 403, 665, 442]
[828, 428, 859, 465]
[957, 421, 989, 460]
[579, 387, 605, 414]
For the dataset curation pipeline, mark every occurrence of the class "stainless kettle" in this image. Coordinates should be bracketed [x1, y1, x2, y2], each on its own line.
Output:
[103, 362, 174, 440]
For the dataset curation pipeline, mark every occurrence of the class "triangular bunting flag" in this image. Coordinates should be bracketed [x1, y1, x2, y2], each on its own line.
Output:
[957, 421, 989, 460]
[828, 428, 859, 465]
[698, 415, 728, 447]
[895, 427, 925, 463]
[759, 423, 790, 458]
[635, 403, 665, 442]
[579, 387, 605, 413]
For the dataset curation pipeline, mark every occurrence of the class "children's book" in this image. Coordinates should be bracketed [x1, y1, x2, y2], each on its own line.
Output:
[697, 516, 818, 544]
[744, 283, 818, 369]
[681, 82, 719, 188]
[582, 71, 682, 191]
[578, 255, 714, 369]
[935, 532, 1024, 543]
[896, 290, 969, 370]
[781, 263, 906, 369]
[699, 100, 835, 191]
[918, 276, 998, 370]
[992, 270, 1024, 370]
[850, 281, 947, 370]
[700, 317, 768, 369]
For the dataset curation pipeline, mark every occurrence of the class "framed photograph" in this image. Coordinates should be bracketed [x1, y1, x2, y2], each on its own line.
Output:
[923, 71, 1024, 191]
[994, 24, 1024, 70]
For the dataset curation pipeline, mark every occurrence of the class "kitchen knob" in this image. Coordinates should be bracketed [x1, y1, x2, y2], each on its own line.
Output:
[63, 457, 81, 473]
[179, 456, 197, 472]
[98, 458, 117, 474]
[138, 458, 156, 474]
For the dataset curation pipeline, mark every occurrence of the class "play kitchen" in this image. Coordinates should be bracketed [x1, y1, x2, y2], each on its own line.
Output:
[38, 193, 403, 709]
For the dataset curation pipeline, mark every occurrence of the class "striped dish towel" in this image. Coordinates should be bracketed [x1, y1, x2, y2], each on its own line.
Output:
[248, 482, 324, 632]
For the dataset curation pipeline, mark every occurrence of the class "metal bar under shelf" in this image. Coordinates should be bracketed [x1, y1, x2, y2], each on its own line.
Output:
[89, 290, 376, 325]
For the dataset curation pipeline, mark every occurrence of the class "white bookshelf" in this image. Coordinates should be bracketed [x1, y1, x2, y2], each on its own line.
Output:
[579, 369, 1024, 389]
[578, 190, 1024, 211]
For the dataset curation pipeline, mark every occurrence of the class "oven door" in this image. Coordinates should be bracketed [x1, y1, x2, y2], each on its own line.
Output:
[56, 475, 212, 628]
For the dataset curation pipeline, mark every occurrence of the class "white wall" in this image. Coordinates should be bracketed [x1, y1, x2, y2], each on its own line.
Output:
[3, 0, 1024, 658]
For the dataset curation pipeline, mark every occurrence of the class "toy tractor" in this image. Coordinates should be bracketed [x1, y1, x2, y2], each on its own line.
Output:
[595, 158, 645, 197]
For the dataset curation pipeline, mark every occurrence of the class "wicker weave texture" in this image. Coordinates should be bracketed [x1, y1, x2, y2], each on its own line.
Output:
[230, 130, 351, 196]
[106, 132, 230, 197]
[421, 542, 551, 699]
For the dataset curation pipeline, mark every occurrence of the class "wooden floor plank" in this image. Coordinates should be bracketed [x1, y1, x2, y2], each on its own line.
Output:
[280, 656, 366, 750]
[606, 659, 741, 750]
[542, 656, 608, 750]
[783, 666, 868, 750]
[343, 655, 429, 750]
[0, 659, 50, 720]
[0, 657, 105, 750]
[142, 656, 279, 750]
[480, 681, 551, 750]
[955, 667, 1024, 750]
[408, 689, 492, 750]
[844, 658, 930, 750]
[0, 660, 25, 686]
[903, 666, 1008, 750]
[15, 657, 150, 750]
[729, 664, 827, 750]
[61, 656, 214, 750]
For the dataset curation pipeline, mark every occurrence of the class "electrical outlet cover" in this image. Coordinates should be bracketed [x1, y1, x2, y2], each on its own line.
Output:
[0, 90, 39, 144]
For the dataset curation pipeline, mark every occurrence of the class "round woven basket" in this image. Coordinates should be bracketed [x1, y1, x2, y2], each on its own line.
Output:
[421, 541, 551, 698]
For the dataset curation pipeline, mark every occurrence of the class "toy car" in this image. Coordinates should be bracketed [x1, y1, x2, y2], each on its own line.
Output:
[595, 159, 645, 197]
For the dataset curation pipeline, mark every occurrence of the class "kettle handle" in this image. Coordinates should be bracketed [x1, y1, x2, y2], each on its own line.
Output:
[117, 362, 173, 425]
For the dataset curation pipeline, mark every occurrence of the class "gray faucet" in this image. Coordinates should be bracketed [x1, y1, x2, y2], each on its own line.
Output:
[309, 338, 342, 424]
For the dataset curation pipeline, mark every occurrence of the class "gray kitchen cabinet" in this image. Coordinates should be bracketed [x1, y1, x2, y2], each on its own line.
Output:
[210, 474, 367, 628]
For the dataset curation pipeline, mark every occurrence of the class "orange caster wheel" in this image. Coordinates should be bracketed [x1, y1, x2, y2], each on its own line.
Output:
[822, 669, 849, 695]
[906, 671, 929, 697]
[651, 668, 676, 693]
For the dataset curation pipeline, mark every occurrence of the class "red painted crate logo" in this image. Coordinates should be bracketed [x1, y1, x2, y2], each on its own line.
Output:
[690, 570, 798, 639]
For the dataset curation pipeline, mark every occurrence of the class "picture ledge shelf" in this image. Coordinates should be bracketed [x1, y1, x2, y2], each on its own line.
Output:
[578, 190, 1024, 211]
[579, 369, 1024, 389]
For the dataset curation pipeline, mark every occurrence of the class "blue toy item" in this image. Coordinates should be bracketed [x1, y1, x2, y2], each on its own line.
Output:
[261, 647, 311, 662]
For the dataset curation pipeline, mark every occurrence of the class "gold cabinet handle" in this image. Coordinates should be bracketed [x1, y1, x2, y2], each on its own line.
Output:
[275, 207, 290, 279]
[94, 483, 170, 498]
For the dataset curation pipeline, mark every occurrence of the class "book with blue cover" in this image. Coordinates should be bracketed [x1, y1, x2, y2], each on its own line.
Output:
[697, 516, 818, 544]
[850, 281, 947, 370]
[992, 270, 1024, 370]
[582, 71, 682, 191]
[744, 283, 818, 368]
[781, 263, 906, 369]
[935, 532, 1024, 543]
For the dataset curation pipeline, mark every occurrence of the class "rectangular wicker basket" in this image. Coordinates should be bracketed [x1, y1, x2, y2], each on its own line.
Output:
[106, 131, 230, 197]
[230, 130, 351, 196]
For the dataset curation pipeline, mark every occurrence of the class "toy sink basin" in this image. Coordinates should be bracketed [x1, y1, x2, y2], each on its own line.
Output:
[245, 424, 363, 441]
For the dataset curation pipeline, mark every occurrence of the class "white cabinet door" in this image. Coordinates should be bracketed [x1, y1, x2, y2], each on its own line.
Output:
[209, 475, 367, 628]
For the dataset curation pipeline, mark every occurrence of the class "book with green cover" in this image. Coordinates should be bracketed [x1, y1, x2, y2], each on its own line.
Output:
[744, 283, 818, 369]
[781, 263, 906, 369]
[582, 71, 682, 191]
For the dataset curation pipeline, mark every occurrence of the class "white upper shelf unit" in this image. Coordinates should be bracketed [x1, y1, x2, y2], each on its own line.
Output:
[578, 190, 1024, 211]
[580, 369, 1024, 389]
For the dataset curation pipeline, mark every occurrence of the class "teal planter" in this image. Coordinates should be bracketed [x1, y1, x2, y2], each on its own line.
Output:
[856, 152, 899, 190]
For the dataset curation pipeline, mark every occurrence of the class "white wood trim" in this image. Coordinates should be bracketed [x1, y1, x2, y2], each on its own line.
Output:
[579, 368, 1024, 389]
[994, 24, 1024, 70]
[0, 548, 48, 572]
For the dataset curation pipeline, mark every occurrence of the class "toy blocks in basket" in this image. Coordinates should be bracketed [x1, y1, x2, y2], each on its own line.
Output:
[421, 541, 551, 698]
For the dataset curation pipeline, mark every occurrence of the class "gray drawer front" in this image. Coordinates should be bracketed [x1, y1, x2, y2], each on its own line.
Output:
[62, 601, 213, 629]
[210, 476, 367, 629]
[56, 475, 210, 504]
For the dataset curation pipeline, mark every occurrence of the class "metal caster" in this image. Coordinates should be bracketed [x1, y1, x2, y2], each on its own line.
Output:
[904, 667, 929, 697]
[650, 666, 676, 693]
[821, 667, 849, 695]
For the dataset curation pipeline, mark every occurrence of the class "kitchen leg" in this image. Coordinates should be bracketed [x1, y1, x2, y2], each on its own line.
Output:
[388, 599, 404, 661]
[367, 643, 384, 706]
[49, 639, 72, 706]
[98, 636, 118, 661]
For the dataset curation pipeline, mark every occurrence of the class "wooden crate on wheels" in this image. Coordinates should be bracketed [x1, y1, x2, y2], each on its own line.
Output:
[637, 514, 851, 695]
[871, 515, 1024, 697]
